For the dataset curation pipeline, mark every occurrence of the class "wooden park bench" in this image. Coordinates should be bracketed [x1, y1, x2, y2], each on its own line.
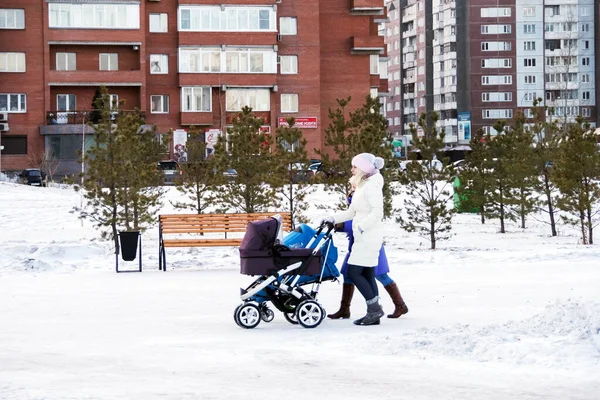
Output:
[158, 212, 293, 271]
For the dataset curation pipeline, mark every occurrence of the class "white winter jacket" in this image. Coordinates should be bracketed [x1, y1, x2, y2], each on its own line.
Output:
[332, 172, 384, 267]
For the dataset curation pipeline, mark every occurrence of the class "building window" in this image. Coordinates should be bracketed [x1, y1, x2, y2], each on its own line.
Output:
[480, 7, 511, 18]
[280, 55, 298, 74]
[523, 58, 536, 67]
[523, 24, 535, 34]
[57, 94, 76, 111]
[99, 53, 118, 71]
[581, 74, 590, 83]
[226, 88, 270, 111]
[581, 57, 590, 66]
[482, 109, 513, 119]
[178, 47, 276, 73]
[581, 24, 589, 32]
[48, 3, 140, 29]
[149, 13, 168, 33]
[523, 41, 536, 51]
[56, 52, 76, 71]
[582, 91, 590, 101]
[0, 52, 25, 72]
[0, 9, 25, 29]
[481, 58, 511, 68]
[524, 75, 536, 84]
[150, 54, 168, 74]
[151, 95, 169, 113]
[1, 135, 27, 154]
[369, 54, 379, 75]
[582, 108, 590, 117]
[281, 94, 298, 113]
[523, 7, 535, 16]
[482, 92, 512, 102]
[279, 17, 297, 35]
[0, 93, 26, 112]
[182, 87, 211, 112]
[178, 6, 275, 32]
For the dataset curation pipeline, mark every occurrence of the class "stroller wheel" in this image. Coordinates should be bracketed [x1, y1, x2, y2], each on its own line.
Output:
[283, 312, 299, 325]
[260, 307, 275, 323]
[234, 303, 261, 329]
[296, 300, 324, 329]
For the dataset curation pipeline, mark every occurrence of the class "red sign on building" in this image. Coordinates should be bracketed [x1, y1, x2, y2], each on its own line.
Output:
[277, 117, 318, 129]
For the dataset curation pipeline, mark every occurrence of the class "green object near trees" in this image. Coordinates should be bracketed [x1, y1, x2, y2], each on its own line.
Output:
[453, 176, 479, 213]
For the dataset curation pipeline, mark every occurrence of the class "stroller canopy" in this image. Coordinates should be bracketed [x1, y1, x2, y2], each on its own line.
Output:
[239, 217, 280, 252]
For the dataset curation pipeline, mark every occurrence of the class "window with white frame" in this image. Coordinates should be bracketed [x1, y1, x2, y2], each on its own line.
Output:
[57, 94, 76, 111]
[480, 8, 511, 18]
[178, 6, 275, 32]
[0, 93, 26, 112]
[581, 57, 590, 66]
[582, 91, 590, 101]
[481, 58, 511, 68]
[524, 75, 536, 84]
[182, 87, 211, 112]
[99, 53, 118, 71]
[151, 95, 169, 113]
[56, 52, 76, 71]
[481, 24, 511, 34]
[581, 74, 590, 83]
[48, 3, 139, 29]
[280, 55, 298, 74]
[523, 58, 536, 67]
[0, 9, 25, 29]
[482, 109, 512, 119]
[582, 108, 590, 117]
[150, 55, 169, 74]
[523, 92, 537, 102]
[279, 17, 297, 35]
[523, 41, 536, 51]
[149, 13, 168, 33]
[0, 52, 25, 72]
[481, 41, 511, 51]
[179, 47, 276, 73]
[581, 23, 590, 32]
[523, 7, 535, 16]
[523, 24, 535, 34]
[225, 88, 270, 111]
[370, 54, 379, 75]
[482, 92, 512, 102]
[281, 94, 298, 112]
[108, 94, 119, 110]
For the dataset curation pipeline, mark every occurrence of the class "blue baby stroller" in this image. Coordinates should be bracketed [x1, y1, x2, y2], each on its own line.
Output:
[235, 218, 339, 329]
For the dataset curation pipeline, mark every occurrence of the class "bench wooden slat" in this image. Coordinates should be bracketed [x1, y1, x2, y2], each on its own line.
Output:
[163, 239, 243, 247]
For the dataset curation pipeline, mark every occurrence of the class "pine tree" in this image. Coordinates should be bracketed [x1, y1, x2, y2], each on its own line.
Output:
[396, 112, 456, 249]
[271, 118, 315, 226]
[314, 97, 354, 211]
[484, 121, 516, 233]
[80, 87, 165, 254]
[211, 106, 278, 213]
[456, 129, 490, 223]
[531, 100, 560, 236]
[348, 95, 396, 218]
[89, 87, 102, 124]
[553, 117, 600, 244]
[505, 113, 538, 229]
[170, 127, 216, 214]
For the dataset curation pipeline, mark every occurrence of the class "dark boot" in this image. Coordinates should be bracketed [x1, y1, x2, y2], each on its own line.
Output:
[327, 284, 355, 319]
[353, 297, 384, 326]
[384, 282, 408, 318]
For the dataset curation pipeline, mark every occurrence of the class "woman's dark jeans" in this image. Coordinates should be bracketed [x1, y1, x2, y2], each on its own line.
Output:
[347, 264, 378, 301]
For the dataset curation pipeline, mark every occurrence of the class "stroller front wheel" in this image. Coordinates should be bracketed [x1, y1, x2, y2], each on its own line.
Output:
[234, 303, 261, 329]
[296, 300, 324, 329]
[260, 306, 275, 323]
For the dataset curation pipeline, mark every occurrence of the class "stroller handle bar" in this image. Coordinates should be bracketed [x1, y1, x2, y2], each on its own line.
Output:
[306, 221, 335, 250]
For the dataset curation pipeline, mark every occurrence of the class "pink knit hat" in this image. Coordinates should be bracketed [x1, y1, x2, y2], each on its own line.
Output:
[352, 153, 384, 175]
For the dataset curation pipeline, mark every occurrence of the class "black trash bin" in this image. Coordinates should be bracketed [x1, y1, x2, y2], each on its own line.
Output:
[117, 231, 142, 272]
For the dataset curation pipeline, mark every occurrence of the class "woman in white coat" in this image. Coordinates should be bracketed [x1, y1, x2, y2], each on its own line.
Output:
[323, 153, 386, 326]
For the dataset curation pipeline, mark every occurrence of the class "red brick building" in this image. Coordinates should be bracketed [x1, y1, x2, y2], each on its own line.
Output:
[0, 0, 387, 176]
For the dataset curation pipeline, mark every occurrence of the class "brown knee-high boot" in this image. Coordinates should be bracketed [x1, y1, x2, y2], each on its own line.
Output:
[327, 284, 355, 319]
[384, 282, 408, 318]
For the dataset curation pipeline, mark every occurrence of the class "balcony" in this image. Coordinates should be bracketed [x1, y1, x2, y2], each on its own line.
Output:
[48, 70, 143, 86]
[350, 0, 385, 15]
[41, 109, 143, 134]
[351, 36, 385, 54]
[180, 112, 214, 126]
[179, 73, 277, 88]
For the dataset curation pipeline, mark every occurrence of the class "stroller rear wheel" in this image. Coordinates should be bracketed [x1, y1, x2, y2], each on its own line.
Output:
[283, 312, 299, 325]
[296, 300, 324, 329]
[234, 303, 261, 329]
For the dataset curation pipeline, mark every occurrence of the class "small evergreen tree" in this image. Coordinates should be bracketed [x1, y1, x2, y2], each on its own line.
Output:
[531, 100, 560, 236]
[170, 128, 216, 214]
[314, 97, 354, 211]
[505, 113, 538, 229]
[89, 87, 102, 124]
[80, 87, 165, 254]
[211, 106, 278, 213]
[396, 112, 456, 249]
[457, 129, 491, 223]
[271, 118, 315, 226]
[553, 117, 600, 244]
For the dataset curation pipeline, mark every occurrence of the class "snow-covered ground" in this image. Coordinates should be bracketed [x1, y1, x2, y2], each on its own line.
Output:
[1, 181, 599, 400]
